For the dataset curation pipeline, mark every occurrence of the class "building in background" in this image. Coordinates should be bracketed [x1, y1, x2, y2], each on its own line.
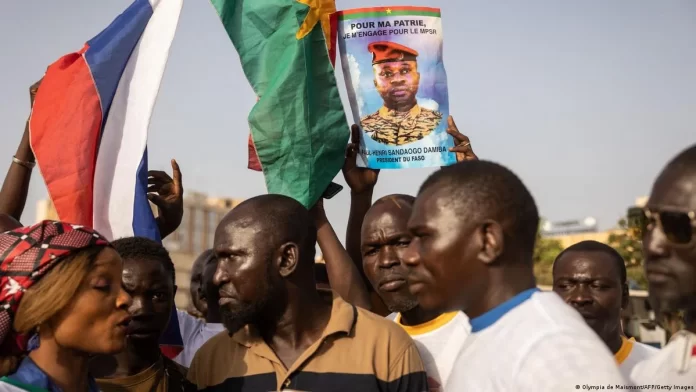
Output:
[540, 216, 622, 248]
[35, 199, 59, 221]
[541, 197, 648, 249]
[36, 192, 243, 309]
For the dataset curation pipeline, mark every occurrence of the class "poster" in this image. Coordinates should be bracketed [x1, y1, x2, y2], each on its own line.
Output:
[336, 6, 455, 169]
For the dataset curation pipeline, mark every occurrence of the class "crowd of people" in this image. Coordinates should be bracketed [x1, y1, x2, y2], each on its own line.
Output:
[0, 81, 694, 392]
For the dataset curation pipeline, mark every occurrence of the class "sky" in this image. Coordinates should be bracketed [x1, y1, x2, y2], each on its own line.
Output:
[1, 0, 694, 244]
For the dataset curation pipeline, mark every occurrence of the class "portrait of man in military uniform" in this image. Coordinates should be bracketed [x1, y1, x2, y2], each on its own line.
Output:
[360, 41, 443, 146]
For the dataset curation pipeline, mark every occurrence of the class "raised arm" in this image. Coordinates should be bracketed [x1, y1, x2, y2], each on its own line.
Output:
[311, 198, 371, 309]
[343, 125, 379, 285]
[148, 159, 184, 239]
[0, 80, 42, 222]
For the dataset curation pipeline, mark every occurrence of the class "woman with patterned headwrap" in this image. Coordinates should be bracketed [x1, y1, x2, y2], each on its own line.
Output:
[0, 221, 132, 392]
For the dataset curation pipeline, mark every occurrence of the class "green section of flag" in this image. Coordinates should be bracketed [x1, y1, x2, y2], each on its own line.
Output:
[338, 10, 440, 20]
[211, 0, 348, 208]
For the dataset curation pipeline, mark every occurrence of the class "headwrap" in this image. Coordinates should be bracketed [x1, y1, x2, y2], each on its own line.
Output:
[0, 220, 110, 355]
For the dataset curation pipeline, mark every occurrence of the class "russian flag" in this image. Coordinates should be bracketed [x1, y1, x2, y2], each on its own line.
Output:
[29, 0, 184, 358]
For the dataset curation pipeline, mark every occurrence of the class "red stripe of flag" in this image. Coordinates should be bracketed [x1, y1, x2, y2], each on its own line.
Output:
[248, 133, 262, 171]
[30, 45, 102, 226]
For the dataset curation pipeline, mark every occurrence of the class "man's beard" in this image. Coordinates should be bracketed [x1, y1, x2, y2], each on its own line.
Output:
[221, 299, 267, 335]
[385, 295, 419, 314]
[220, 276, 283, 335]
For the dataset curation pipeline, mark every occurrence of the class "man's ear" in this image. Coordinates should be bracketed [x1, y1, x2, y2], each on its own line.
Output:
[477, 220, 504, 265]
[277, 242, 300, 278]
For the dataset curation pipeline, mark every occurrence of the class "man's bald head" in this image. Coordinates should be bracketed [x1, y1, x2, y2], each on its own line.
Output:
[213, 195, 318, 334]
[418, 160, 539, 260]
[218, 194, 317, 267]
[363, 194, 415, 232]
[402, 160, 539, 314]
[373, 194, 416, 209]
[651, 144, 696, 211]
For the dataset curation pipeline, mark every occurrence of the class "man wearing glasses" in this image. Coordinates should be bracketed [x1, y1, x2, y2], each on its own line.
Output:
[630, 144, 696, 387]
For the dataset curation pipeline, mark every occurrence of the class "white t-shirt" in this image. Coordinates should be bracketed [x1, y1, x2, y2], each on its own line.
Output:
[388, 311, 470, 392]
[446, 289, 627, 391]
[630, 330, 696, 389]
[0, 381, 29, 392]
[615, 336, 658, 379]
[173, 310, 226, 367]
[0, 381, 26, 392]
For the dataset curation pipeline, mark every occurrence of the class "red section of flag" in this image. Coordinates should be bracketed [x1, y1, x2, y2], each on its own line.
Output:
[328, 12, 338, 67]
[160, 345, 183, 359]
[692, 345, 695, 357]
[248, 133, 262, 171]
[30, 45, 102, 226]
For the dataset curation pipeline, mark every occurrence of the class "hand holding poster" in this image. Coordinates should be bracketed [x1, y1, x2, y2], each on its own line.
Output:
[336, 6, 455, 169]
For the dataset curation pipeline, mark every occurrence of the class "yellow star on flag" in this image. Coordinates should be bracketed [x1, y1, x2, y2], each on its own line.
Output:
[296, 0, 336, 50]
[386, 8, 392, 14]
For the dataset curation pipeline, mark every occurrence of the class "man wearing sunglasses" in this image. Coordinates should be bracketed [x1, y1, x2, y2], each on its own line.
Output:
[630, 145, 696, 387]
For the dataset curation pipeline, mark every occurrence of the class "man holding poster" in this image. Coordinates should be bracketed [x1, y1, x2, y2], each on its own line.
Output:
[361, 41, 443, 146]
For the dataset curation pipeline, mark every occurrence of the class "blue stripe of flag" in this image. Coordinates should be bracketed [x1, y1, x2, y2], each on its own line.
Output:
[85, 0, 153, 137]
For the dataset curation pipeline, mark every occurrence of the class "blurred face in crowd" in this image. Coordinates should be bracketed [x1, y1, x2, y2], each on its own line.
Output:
[121, 257, 175, 344]
[403, 186, 486, 315]
[201, 251, 220, 312]
[373, 60, 420, 110]
[553, 250, 626, 342]
[51, 248, 132, 354]
[190, 250, 212, 316]
[213, 210, 285, 335]
[361, 197, 419, 313]
[643, 164, 696, 314]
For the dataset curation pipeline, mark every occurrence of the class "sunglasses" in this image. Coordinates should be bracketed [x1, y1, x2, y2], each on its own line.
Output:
[633, 207, 696, 246]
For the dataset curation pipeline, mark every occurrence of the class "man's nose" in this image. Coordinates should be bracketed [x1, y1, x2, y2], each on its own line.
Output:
[402, 241, 420, 267]
[568, 286, 593, 307]
[644, 226, 669, 261]
[377, 247, 400, 268]
[390, 73, 405, 83]
[213, 261, 230, 287]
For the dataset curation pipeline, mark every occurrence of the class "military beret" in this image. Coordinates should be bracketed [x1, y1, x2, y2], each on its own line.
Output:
[368, 41, 419, 65]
